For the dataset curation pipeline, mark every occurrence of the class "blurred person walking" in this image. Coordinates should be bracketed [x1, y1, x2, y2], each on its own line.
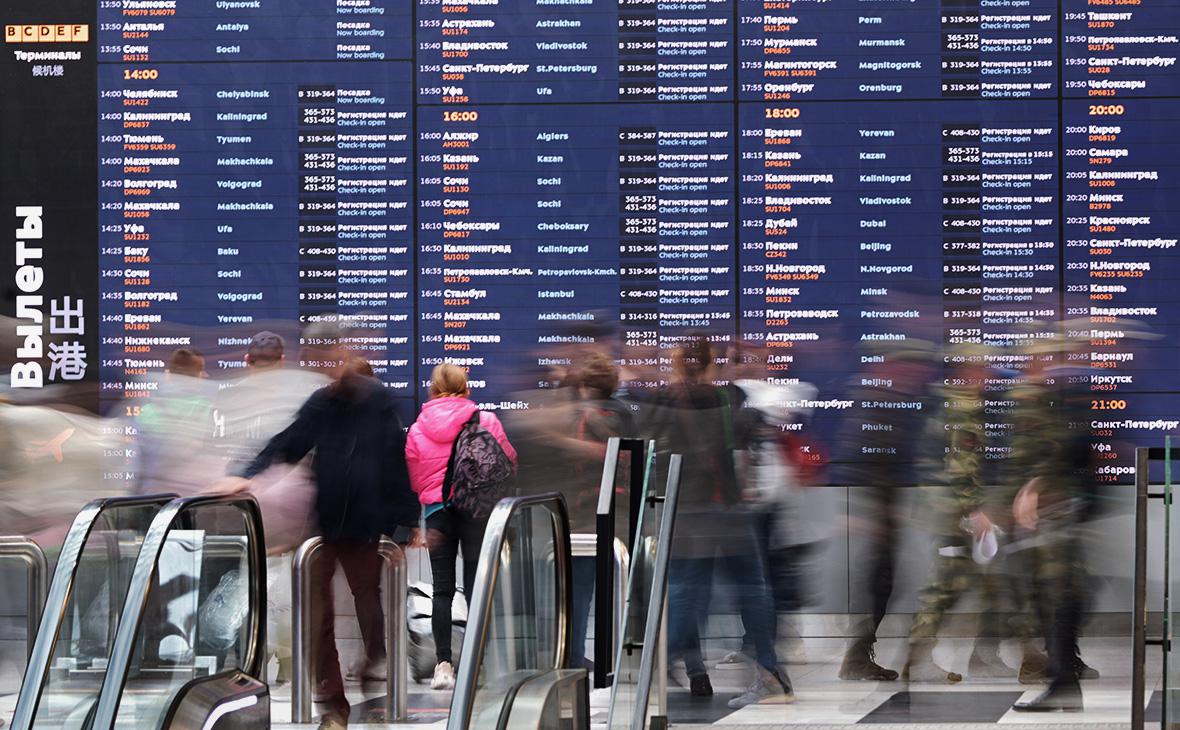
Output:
[230, 356, 418, 730]
[503, 346, 634, 670]
[725, 370, 823, 669]
[836, 343, 934, 681]
[406, 363, 517, 691]
[902, 345, 993, 684]
[1010, 332, 1099, 712]
[550, 353, 633, 668]
[213, 331, 329, 686]
[134, 348, 219, 495]
[647, 336, 792, 708]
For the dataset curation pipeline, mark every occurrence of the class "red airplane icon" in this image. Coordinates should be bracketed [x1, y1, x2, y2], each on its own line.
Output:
[26, 427, 75, 463]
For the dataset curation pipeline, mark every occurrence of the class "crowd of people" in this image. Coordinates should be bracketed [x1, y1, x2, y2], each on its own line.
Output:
[0, 319, 1117, 727]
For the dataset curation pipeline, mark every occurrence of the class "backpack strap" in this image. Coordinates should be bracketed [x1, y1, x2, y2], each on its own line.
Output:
[441, 410, 482, 504]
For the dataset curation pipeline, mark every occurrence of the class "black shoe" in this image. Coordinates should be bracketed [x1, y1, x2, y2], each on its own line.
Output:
[689, 673, 714, 697]
[1013, 681, 1083, 713]
[1075, 655, 1100, 680]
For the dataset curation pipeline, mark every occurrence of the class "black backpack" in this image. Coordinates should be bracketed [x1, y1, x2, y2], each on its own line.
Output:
[442, 411, 515, 519]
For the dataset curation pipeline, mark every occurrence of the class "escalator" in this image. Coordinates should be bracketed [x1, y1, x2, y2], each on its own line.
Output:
[11, 491, 584, 730]
[447, 493, 587, 730]
[15, 489, 589, 729]
[12, 495, 268, 730]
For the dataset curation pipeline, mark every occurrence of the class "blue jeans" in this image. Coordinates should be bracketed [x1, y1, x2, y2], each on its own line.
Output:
[668, 549, 780, 678]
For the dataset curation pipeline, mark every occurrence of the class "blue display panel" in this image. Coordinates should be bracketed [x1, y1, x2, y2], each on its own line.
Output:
[87, 0, 1180, 479]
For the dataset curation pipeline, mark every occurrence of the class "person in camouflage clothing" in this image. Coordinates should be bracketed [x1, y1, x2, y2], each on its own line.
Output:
[902, 344, 993, 683]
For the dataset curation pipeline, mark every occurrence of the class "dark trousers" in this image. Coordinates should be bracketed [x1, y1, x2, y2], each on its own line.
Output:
[311, 539, 386, 721]
[850, 492, 899, 648]
[425, 507, 487, 664]
[1040, 531, 1084, 687]
[571, 556, 597, 667]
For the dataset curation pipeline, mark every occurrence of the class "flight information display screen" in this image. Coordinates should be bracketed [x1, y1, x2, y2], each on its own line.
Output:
[2, 0, 1179, 484]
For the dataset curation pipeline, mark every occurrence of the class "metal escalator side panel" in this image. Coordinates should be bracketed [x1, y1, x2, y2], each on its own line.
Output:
[448, 493, 574, 730]
[156, 670, 268, 730]
[496, 669, 589, 730]
[88, 495, 267, 730]
[0, 536, 49, 659]
[12, 494, 176, 730]
[289, 536, 409, 724]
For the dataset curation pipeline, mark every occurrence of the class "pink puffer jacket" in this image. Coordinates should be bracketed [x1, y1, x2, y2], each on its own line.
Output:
[405, 396, 517, 506]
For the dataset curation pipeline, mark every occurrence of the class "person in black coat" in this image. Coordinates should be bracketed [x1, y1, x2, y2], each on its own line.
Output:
[235, 357, 417, 730]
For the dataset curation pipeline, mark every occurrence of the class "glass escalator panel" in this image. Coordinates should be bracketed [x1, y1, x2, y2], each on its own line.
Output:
[88, 496, 266, 730]
[608, 453, 682, 730]
[449, 494, 575, 730]
[607, 446, 660, 730]
[18, 497, 171, 730]
[470, 505, 562, 727]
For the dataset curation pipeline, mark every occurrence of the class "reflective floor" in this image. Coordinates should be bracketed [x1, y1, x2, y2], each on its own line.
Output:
[253, 636, 1160, 729]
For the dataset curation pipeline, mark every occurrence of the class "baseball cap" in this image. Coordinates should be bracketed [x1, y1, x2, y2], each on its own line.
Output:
[247, 331, 284, 362]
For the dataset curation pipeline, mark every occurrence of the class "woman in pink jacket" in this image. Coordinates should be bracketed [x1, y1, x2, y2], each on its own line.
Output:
[405, 363, 517, 690]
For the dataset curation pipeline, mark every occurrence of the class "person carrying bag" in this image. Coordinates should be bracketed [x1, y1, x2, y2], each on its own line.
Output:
[406, 363, 517, 690]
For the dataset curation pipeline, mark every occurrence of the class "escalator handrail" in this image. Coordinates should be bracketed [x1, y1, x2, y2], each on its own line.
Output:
[594, 437, 623, 517]
[447, 493, 573, 730]
[12, 493, 177, 730]
[89, 494, 267, 730]
[495, 668, 587, 730]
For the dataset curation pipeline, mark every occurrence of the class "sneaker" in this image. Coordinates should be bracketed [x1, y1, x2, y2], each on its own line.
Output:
[1018, 651, 1048, 685]
[715, 650, 750, 668]
[1012, 680, 1083, 713]
[727, 671, 795, 709]
[430, 661, 456, 690]
[968, 649, 1014, 678]
[689, 673, 714, 697]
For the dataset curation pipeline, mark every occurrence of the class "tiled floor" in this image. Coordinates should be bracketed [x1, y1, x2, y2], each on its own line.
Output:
[650, 637, 1161, 727]
[267, 637, 1164, 728]
[7, 637, 1164, 729]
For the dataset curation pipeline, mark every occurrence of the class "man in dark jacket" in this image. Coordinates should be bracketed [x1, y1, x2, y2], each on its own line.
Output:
[236, 357, 417, 729]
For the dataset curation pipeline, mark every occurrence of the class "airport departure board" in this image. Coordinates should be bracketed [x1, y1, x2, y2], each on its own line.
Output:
[2, 0, 1179, 483]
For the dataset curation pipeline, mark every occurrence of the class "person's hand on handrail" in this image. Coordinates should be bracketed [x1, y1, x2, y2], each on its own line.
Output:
[205, 476, 252, 495]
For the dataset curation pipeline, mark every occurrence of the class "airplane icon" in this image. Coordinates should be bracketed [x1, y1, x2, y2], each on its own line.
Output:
[26, 427, 75, 463]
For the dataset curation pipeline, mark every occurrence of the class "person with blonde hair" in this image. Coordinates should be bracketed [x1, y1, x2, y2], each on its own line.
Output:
[405, 363, 516, 690]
